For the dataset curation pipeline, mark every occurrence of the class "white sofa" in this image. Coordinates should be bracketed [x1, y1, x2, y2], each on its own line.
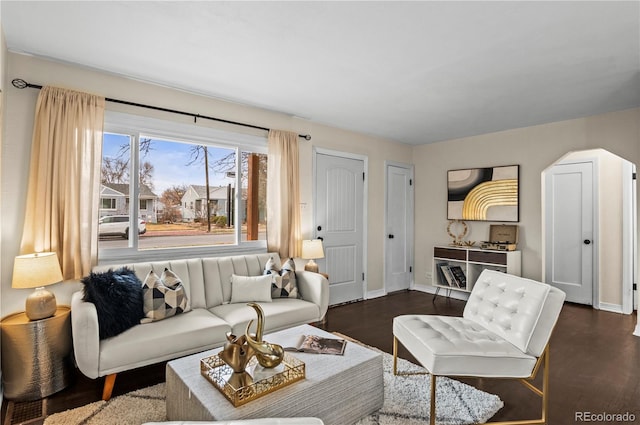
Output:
[71, 253, 329, 400]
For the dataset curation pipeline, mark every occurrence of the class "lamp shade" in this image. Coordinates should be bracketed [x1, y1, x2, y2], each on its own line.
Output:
[12, 252, 63, 289]
[301, 239, 324, 260]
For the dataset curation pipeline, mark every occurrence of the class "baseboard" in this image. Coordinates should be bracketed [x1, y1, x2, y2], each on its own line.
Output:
[366, 288, 386, 299]
[411, 284, 470, 301]
[598, 302, 624, 314]
[634, 323, 640, 337]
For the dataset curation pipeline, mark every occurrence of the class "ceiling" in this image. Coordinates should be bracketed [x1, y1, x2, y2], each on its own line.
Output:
[2, 1, 639, 145]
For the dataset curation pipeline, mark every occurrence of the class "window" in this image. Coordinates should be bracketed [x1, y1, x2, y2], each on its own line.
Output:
[101, 198, 116, 209]
[99, 111, 268, 262]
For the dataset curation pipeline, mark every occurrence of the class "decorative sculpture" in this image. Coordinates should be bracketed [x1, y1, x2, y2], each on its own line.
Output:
[245, 302, 285, 368]
[219, 332, 255, 374]
[447, 219, 469, 246]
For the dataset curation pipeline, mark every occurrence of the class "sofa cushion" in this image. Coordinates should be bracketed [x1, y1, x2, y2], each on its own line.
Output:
[141, 268, 191, 323]
[211, 299, 321, 336]
[230, 274, 273, 303]
[81, 267, 144, 339]
[99, 308, 230, 374]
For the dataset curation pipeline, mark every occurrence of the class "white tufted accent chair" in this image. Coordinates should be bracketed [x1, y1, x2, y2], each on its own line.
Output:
[393, 270, 565, 425]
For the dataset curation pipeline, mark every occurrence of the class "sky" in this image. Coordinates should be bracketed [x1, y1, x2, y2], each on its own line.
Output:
[103, 133, 236, 195]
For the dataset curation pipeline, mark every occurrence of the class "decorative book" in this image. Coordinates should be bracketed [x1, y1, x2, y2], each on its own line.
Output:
[285, 334, 347, 355]
[448, 265, 467, 288]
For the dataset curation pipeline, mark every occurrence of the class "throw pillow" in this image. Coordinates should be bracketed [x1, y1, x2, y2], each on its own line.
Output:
[263, 256, 280, 275]
[140, 268, 191, 324]
[81, 267, 144, 340]
[271, 257, 300, 299]
[229, 274, 273, 304]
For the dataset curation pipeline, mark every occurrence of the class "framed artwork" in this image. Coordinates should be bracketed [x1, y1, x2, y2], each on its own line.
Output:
[447, 165, 519, 222]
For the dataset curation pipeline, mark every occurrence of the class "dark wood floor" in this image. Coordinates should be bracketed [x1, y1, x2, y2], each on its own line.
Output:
[3, 290, 640, 424]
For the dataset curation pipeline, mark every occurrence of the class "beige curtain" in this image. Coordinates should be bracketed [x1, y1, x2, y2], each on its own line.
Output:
[20, 86, 105, 280]
[266, 130, 301, 258]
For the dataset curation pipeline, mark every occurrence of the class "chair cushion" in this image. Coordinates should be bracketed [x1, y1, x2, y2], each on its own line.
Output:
[393, 314, 537, 377]
[463, 270, 550, 354]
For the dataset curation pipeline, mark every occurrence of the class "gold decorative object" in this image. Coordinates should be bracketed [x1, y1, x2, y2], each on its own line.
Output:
[200, 351, 305, 407]
[219, 333, 255, 374]
[245, 302, 285, 368]
[447, 220, 468, 246]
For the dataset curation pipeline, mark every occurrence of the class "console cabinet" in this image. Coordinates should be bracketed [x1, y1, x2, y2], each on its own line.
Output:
[432, 246, 521, 294]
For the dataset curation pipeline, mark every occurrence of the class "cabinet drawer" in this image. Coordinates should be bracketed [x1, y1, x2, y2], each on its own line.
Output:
[434, 247, 466, 261]
[468, 250, 507, 265]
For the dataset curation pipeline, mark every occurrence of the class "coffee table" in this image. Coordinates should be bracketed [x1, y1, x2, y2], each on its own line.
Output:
[166, 324, 383, 425]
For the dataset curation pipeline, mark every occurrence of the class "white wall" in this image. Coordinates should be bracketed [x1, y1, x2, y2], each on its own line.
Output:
[413, 109, 640, 308]
[1, 52, 413, 316]
[2, 52, 639, 317]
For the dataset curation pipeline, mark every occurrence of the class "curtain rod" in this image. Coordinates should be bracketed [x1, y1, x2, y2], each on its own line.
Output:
[11, 78, 312, 141]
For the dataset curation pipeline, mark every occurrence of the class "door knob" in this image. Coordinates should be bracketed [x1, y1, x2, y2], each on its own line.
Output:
[584, 239, 591, 245]
[388, 234, 394, 239]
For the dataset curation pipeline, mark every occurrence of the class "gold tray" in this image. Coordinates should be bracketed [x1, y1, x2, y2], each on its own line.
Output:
[200, 352, 305, 407]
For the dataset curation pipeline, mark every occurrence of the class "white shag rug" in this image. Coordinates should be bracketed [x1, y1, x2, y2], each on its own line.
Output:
[45, 353, 503, 425]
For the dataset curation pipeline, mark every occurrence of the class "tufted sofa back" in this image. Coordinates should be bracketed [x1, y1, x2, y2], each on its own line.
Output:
[463, 270, 565, 357]
[92, 253, 279, 310]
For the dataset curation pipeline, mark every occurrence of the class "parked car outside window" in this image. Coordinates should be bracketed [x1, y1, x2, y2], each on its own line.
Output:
[98, 215, 146, 239]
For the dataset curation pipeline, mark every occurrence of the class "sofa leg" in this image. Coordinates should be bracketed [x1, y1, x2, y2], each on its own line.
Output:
[102, 373, 117, 400]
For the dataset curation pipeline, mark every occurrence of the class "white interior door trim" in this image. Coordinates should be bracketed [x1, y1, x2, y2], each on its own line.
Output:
[383, 161, 415, 293]
[312, 147, 369, 298]
[622, 161, 636, 314]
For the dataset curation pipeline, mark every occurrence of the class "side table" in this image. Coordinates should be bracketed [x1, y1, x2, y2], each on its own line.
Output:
[1, 306, 73, 401]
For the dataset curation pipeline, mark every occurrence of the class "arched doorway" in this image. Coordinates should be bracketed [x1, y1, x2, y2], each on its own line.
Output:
[542, 149, 637, 317]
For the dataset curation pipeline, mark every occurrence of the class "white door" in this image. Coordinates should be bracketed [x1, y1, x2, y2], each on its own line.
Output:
[385, 164, 413, 293]
[544, 161, 594, 304]
[315, 153, 365, 305]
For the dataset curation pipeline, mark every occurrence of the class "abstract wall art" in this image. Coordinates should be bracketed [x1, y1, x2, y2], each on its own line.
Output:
[447, 165, 519, 222]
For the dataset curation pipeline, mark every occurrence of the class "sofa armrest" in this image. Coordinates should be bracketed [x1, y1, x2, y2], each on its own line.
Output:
[296, 271, 329, 321]
[71, 291, 101, 379]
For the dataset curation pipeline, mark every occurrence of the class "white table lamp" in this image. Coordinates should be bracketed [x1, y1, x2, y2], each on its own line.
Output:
[12, 252, 63, 320]
[301, 239, 325, 273]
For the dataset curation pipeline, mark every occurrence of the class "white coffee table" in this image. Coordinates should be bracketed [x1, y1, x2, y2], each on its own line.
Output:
[166, 324, 383, 425]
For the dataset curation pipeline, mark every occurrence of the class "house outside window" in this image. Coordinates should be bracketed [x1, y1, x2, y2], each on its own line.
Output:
[99, 111, 268, 263]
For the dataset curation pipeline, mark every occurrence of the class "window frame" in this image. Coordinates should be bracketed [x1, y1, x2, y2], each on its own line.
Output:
[99, 111, 268, 264]
[101, 198, 117, 210]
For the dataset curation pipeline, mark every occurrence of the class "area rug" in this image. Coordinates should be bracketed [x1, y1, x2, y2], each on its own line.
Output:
[44, 350, 502, 425]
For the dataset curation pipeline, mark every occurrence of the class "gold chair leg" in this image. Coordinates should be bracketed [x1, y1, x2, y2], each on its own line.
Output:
[430, 374, 436, 425]
[393, 336, 398, 375]
[484, 347, 550, 425]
